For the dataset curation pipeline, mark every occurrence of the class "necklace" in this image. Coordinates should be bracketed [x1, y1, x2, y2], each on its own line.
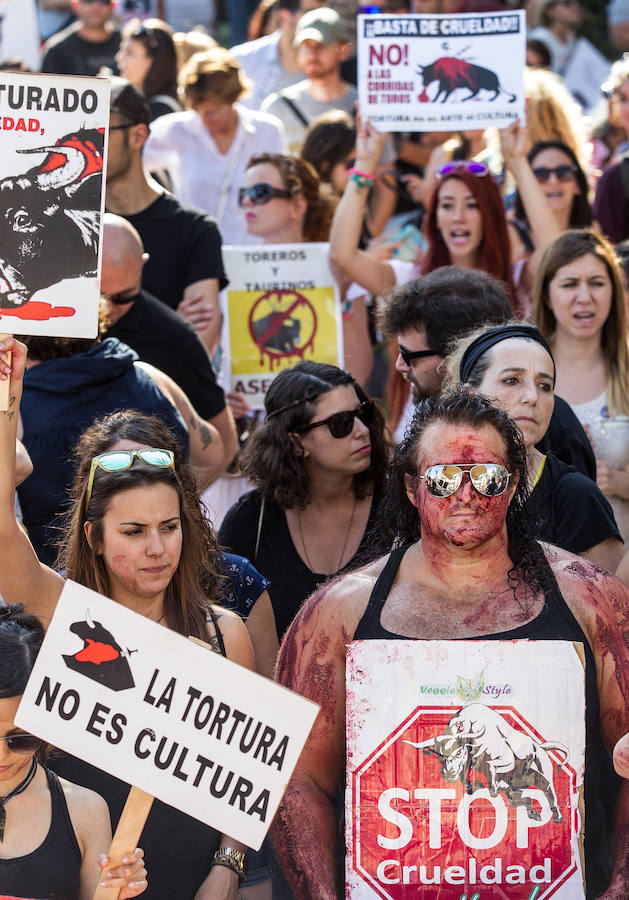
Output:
[298, 495, 358, 576]
[0, 757, 37, 841]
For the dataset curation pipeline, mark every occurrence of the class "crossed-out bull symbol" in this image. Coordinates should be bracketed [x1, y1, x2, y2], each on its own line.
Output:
[417, 58, 517, 104]
[404, 704, 568, 824]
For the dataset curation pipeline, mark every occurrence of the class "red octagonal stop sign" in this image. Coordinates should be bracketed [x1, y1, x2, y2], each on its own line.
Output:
[352, 704, 580, 900]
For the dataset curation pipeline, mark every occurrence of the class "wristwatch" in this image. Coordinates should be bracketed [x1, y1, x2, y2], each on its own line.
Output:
[212, 846, 247, 883]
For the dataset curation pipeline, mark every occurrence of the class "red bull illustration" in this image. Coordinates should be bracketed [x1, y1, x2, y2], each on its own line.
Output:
[62, 611, 136, 691]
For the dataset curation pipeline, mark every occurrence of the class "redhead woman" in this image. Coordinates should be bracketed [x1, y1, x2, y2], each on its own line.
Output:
[0, 338, 255, 900]
[0, 605, 147, 898]
[532, 230, 629, 544]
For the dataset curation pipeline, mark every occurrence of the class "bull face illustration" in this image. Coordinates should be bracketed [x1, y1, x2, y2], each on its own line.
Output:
[0, 128, 103, 309]
[417, 58, 516, 104]
[404, 703, 568, 824]
[62, 612, 136, 691]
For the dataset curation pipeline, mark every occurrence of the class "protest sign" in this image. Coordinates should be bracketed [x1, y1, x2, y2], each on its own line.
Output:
[0, 0, 40, 72]
[563, 39, 611, 114]
[358, 12, 526, 132]
[346, 640, 585, 899]
[221, 242, 343, 408]
[0, 72, 110, 339]
[16, 580, 320, 850]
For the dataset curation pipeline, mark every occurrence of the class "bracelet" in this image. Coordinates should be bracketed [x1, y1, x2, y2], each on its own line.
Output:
[346, 167, 375, 179]
[349, 172, 374, 189]
[212, 847, 247, 883]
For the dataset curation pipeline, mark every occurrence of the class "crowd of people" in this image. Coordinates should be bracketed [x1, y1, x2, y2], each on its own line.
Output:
[2, 0, 629, 898]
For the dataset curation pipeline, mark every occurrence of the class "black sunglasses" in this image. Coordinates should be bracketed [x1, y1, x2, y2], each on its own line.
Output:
[238, 183, 292, 207]
[102, 289, 142, 306]
[0, 733, 42, 755]
[295, 400, 375, 439]
[532, 165, 577, 184]
[398, 344, 440, 366]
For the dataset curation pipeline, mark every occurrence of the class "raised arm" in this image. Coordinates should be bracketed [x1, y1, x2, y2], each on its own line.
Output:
[329, 115, 397, 297]
[272, 582, 350, 899]
[500, 120, 563, 291]
[0, 338, 63, 623]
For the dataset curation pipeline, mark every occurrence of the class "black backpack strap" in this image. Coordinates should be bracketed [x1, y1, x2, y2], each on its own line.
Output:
[280, 95, 310, 127]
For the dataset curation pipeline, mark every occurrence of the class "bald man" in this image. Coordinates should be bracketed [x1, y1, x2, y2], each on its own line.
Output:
[102, 213, 238, 471]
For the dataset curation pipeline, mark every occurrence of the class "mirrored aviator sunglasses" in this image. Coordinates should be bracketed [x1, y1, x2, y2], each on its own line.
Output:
[296, 400, 376, 439]
[0, 733, 42, 755]
[238, 183, 292, 207]
[420, 463, 511, 498]
[85, 448, 175, 510]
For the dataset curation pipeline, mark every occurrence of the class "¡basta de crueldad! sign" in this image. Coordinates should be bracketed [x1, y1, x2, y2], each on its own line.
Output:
[346, 640, 586, 900]
[15, 581, 319, 850]
[358, 11, 526, 132]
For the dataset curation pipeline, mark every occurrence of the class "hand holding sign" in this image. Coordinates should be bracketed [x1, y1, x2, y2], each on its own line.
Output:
[355, 107, 390, 175]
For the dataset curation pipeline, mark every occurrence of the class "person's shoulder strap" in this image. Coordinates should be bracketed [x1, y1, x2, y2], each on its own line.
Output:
[280, 94, 310, 127]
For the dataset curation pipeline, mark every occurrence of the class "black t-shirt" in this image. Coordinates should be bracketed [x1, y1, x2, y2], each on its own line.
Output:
[122, 193, 227, 312]
[531, 453, 621, 554]
[106, 289, 225, 419]
[42, 23, 121, 76]
[539, 395, 596, 480]
[218, 490, 380, 639]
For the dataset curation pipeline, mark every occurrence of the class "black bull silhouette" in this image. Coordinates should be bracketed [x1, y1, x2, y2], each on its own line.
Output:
[404, 704, 569, 824]
[0, 128, 103, 309]
[418, 57, 517, 104]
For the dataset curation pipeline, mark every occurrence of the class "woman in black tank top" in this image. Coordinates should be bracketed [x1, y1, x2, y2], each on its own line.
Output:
[0, 605, 147, 899]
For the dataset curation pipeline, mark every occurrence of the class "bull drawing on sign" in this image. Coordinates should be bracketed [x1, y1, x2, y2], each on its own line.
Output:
[0, 128, 103, 309]
[417, 58, 517, 104]
[404, 704, 568, 823]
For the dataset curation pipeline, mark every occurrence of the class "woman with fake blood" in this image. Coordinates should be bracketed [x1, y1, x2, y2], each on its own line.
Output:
[0, 337, 254, 900]
[0, 604, 147, 898]
[532, 230, 629, 545]
[442, 323, 624, 573]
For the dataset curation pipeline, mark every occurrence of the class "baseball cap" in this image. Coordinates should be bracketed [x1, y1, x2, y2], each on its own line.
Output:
[294, 8, 349, 47]
[109, 77, 150, 126]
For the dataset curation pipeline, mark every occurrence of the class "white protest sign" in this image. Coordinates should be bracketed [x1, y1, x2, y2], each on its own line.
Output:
[0, 72, 110, 338]
[16, 580, 320, 850]
[221, 242, 343, 408]
[346, 640, 586, 899]
[358, 12, 526, 132]
[563, 38, 611, 114]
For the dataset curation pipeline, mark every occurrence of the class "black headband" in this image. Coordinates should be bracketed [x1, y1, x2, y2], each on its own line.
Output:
[459, 325, 555, 384]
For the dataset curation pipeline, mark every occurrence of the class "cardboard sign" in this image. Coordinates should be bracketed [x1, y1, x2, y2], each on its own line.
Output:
[358, 12, 526, 132]
[0, 72, 110, 338]
[15, 580, 320, 850]
[221, 242, 343, 408]
[346, 640, 585, 899]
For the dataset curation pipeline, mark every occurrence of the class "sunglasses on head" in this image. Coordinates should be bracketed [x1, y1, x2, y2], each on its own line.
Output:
[238, 183, 292, 207]
[419, 463, 511, 498]
[81, 0, 112, 4]
[0, 733, 42, 755]
[398, 344, 440, 366]
[437, 161, 489, 179]
[532, 165, 577, 184]
[85, 448, 175, 511]
[295, 400, 375, 439]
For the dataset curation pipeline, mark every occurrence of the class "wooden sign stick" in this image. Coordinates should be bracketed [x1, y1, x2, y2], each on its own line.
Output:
[0, 333, 10, 412]
[92, 786, 154, 900]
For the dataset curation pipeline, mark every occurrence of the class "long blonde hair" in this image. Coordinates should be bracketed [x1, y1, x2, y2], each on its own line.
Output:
[532, 230, 629, 416]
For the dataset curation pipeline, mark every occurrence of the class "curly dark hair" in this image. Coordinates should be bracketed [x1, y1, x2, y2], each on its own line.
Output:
[58, 411, 222, 641]
[364, 389, 549, 597]
[246, 153, 336, 241]
[514, 140, 592, 229]
[239, 361, 388, 509]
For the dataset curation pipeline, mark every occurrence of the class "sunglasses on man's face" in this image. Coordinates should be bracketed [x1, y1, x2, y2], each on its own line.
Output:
[398, 345, 440, 367]
[0, 733, 42, 755]
[532, 165, 577, 184]
[295, 400, 376, 439]
[419, 463, 511, 498]
[238, 183, 292, 207]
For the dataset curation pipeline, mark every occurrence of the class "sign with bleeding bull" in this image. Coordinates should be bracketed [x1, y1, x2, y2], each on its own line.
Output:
[15, 580, 320, 849]
[0, 72, 110, 337]
[357, 11, 525, 132]
[346, 640, 586, 899]
[221, 242, 342, 408]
